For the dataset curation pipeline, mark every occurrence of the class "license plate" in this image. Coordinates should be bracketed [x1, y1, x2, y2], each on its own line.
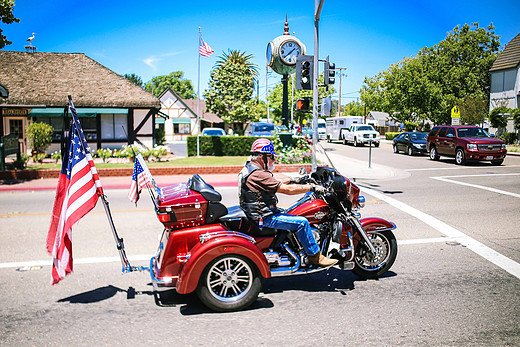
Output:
[486, 156, 493, 160]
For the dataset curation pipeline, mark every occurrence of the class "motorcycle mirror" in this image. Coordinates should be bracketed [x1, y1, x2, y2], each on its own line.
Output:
[298, 167, 307, 175]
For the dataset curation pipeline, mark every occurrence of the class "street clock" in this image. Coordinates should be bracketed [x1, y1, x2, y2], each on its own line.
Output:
[266, 19, 306, 75]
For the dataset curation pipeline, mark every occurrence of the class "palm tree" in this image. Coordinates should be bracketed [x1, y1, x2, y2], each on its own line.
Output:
[215, 49, 259, 79]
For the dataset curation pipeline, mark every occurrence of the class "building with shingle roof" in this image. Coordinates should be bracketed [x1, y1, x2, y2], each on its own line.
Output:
[489, 33, 520, 111]
[0, 51, 160, 154]
[158, 88, 222, 142]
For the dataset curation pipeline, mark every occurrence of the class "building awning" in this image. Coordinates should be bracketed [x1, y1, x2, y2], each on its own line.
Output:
[171, 118, 191, 124]
[30, 108, 128, 117]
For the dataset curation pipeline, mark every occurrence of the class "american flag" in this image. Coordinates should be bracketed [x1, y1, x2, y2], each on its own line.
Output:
[47, 103, 103, 285]
[128, 153, 153, 204]
[199, 32, 214, 57]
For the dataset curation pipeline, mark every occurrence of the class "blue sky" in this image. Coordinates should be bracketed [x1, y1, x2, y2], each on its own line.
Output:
[3, 0, 519, 105]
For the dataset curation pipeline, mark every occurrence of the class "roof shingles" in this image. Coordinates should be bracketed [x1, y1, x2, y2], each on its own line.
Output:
[0, 51, 160, 108]
[490, 33, 520, 72]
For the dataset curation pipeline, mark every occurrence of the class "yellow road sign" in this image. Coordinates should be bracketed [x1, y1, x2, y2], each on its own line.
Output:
[451, 106, 460, 118]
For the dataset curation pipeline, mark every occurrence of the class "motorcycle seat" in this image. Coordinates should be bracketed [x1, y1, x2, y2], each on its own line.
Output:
[189, 174, 222, 202]
[220, 205, 277, 236]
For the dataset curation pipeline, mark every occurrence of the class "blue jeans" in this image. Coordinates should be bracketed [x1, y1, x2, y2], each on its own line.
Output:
[263, 213, 320, 256]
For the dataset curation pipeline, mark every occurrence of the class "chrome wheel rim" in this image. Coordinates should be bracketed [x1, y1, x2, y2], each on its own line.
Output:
[456, 150, 463, 164]
[355, 233, 390, 271]
[430, 148, 436, 159]
[393, 145, 398, 153]
[206, 257, 253, 302]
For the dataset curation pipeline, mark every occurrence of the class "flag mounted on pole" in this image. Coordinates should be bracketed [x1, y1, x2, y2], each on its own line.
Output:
[128, 153, 154, 204]
[47, 96, 103, 285]
[199, 32, 214, 57]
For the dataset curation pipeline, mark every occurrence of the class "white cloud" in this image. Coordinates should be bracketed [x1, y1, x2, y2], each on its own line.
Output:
[142, 51, 182, 70]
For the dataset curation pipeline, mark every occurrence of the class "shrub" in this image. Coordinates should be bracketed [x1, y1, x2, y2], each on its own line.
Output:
[51, 151, 62, 164]
[385, 132, 400, 140]
[187, 136, 272, 156]
[97, 148, 113, 163]
[33, 152, 47, 163]
[500, 132, 518, 145]
[26, 122, 53, 153]
[155, 128, 166, 146]
[13, 154, 30, 170]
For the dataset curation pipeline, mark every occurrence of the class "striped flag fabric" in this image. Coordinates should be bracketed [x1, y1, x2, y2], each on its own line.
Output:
[47, 103, 103, 285]
[199, 32, 214, 57]
[128, 153, 153, 204]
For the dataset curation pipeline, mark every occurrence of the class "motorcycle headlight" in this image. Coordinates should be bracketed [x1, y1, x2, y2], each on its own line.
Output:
[467, 143, 478, 150]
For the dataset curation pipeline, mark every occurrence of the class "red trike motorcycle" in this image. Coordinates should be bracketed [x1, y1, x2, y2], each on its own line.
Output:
[141, 166, 397, 312]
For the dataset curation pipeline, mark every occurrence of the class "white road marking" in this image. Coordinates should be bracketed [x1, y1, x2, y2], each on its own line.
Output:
[431, 173, 520, 198]
[406, 165, 516, 172]
[360, 186, 520, 280]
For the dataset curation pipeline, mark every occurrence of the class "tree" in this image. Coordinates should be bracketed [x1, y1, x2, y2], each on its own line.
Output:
[145, 71, 195, 99]
[267, 73, 334, 126]
[343, 100, 365, 117]
[215, 49, 259, 79]
[124, 73, 144, 88]
[456, 96, 488, 125]
[26, 122, 53, 154]
[1, 0, 20, 49]
[204, 62, 261, 123]
[360, 23, 500, 125]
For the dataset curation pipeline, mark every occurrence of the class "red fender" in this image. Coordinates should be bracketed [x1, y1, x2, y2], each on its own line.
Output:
[360, 217, 396, 232]
[176, 235, 270, 294]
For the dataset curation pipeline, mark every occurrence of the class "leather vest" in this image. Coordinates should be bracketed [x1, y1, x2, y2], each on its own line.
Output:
[239, 161, 279, 222]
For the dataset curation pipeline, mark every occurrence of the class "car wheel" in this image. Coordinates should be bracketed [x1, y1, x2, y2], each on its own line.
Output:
[343, 136, 348, 145]
[407, 146, 413, 156]
[196, 255, 262, 312]
[327, 135, 331, 143]
[429, 146, 439, 160]
[354, 137, 359, 147]
[455, 148, 466, 165]
[491, 159, 504, 166]
[393, 145, 399, 154]
[374, 142, 380, 148]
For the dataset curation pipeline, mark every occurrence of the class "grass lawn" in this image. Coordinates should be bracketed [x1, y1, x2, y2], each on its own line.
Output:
[23, 156, 250, 170]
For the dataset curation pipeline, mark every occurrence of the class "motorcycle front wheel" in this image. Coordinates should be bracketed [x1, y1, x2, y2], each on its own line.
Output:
[352, 230, 397, 279]
[196, 254, 262, 312]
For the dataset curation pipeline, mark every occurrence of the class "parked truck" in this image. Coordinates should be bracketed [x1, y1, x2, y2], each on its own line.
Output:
[325, 116, 363, 142]
[342, 124, 380, 147]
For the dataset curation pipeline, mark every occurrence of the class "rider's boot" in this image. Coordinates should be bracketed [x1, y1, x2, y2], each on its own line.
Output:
[308, 251, 338, 267]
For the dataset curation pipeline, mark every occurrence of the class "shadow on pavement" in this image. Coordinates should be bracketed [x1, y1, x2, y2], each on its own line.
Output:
[57, 285, 153, 304]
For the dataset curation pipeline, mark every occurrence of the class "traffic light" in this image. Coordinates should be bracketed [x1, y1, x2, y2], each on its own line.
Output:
[296, 98, 310, 112]
[324, 55, 335, 87]
[295, 55, 313, 90]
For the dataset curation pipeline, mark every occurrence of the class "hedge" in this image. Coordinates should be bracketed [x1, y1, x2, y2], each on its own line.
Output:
[187, 136, 275, 156]
[385, 132, 400, 140]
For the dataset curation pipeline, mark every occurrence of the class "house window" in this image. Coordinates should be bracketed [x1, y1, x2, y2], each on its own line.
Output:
[174, 123, 190, 134]
[491, 69, 517, 93]
[101, 114, 127, 140]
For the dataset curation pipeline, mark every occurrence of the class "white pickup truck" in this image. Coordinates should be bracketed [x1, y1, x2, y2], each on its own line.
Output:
[342, 124, 380, 147]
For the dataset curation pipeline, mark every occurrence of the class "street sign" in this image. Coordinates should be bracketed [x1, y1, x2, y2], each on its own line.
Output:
[451, 118, 460, 125]
[451, 106, 460, 118]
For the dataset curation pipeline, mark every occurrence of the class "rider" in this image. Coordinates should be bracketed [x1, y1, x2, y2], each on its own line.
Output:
[239, 138, 338, 268]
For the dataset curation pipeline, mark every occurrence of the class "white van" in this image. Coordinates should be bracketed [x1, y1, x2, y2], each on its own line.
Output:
[317, 119, 327, 140]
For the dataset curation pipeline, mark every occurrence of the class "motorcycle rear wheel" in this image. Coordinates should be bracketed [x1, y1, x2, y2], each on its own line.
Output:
[352, 230, 397, 279]
[196, 254, 262, 312]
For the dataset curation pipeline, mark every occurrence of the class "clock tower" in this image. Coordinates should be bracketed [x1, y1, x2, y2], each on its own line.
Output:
[266, 17, 306, 128]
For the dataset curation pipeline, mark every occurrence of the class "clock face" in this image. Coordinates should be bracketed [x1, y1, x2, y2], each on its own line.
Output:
[280, 40, 301, 65]
[266, 42, 274, 67]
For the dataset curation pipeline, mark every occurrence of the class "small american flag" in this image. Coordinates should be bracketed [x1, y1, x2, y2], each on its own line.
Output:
[47, 102, 103, 285]
[128, 153, 153, 204]
[199, 32, 214, 57]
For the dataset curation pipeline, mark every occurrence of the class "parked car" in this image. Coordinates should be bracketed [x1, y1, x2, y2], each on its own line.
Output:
[426, 125, 507, 165]
[393, 132, 428, 155]
[201, 128, 226, 136]
[245, 122, 275, 136]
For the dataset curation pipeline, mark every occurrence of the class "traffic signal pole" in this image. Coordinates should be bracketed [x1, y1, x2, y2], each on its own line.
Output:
[312, 0, 324, 172]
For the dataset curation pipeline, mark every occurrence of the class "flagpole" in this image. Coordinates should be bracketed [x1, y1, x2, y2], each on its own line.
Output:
[197, 27, 201, 157]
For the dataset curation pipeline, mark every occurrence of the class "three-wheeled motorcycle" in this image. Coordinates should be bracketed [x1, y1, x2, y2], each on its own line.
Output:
[138, 166, 398, 312]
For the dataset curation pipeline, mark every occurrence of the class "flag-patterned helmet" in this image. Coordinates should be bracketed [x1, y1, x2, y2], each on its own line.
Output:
[251, 138, 277, 155]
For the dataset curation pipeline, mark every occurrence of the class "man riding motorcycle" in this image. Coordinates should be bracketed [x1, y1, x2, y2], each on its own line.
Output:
[238, 138, 338, 267]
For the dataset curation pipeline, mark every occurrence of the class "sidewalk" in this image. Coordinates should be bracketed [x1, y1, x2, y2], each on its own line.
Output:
[0, 143, 401, 192]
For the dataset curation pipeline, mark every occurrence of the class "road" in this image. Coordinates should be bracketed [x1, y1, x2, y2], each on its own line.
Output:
[1, 141, 519, 346]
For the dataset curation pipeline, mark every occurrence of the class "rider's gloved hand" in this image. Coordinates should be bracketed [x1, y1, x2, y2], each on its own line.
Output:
[290, 176, 304, 184]
[310, 183, 326, 194]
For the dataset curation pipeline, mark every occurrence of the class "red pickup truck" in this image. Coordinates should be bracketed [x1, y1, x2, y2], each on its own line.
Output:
[427, 125, 507, 165]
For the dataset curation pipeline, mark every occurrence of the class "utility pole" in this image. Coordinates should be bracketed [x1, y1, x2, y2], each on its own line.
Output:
[336, 67, 347, 116]
[312, 0, 324, 172]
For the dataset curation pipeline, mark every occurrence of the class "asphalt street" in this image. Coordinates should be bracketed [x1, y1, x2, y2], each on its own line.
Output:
[0, 140, 519, 346]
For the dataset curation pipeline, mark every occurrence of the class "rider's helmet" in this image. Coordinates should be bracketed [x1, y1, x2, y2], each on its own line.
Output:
[251, 138, 277, 156]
